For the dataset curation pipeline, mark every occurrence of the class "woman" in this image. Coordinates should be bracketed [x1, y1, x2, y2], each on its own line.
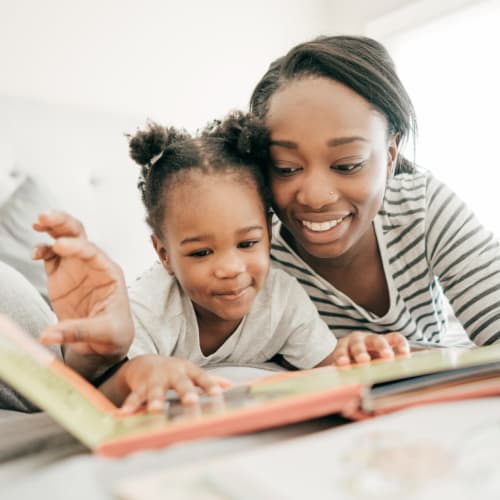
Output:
[249, 35, 500, 361]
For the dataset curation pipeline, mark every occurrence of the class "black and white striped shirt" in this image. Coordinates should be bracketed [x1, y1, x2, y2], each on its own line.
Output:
[271, 170, 500, 345]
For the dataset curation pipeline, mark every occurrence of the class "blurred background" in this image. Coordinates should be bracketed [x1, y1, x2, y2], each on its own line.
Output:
[0, 0, 498, 283]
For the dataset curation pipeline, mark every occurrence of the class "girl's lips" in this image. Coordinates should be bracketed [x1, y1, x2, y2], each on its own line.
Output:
[213, 286, 250, 301]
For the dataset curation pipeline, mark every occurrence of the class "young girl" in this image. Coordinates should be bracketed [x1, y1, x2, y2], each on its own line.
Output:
[91, 111, 342, 411]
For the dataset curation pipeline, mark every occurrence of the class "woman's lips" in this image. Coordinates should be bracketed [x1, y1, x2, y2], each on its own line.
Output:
[300, 214, 349, 232]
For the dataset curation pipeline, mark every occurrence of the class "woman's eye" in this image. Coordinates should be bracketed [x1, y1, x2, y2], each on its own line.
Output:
[271, 164, 301, 177]
[188, 249, 212, 258]
[333, 161, 365, 174]
[238, 240, 260, 249]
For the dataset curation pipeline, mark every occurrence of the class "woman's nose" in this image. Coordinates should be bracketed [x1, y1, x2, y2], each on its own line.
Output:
[296, 173, 339, 208]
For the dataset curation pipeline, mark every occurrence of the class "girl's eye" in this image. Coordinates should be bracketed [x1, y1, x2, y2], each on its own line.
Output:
[188, 249, 212, 258]
[238, 240, 260, 249]
[333, 161, 365, 174]
[271, 164, 301, 177]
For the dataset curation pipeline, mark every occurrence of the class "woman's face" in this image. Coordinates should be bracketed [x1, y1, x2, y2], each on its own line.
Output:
[265, 77, 398, 264]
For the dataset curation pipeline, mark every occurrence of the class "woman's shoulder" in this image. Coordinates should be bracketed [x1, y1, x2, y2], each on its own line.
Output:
[382, 168, 444, 222]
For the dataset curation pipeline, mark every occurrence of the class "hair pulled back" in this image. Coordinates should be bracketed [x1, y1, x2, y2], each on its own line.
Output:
[250, 35, 417, 174]
[128, 111, 271, 237]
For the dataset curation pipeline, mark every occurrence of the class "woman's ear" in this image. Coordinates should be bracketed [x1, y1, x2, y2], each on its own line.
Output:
[387, 133, 400, 178]
[151, 233, 174, 275]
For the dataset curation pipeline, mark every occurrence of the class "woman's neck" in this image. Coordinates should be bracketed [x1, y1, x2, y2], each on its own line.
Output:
[282, 223, 390, 316]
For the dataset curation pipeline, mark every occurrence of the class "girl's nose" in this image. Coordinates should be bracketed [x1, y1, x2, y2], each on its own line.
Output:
[214, 252, 245, 279]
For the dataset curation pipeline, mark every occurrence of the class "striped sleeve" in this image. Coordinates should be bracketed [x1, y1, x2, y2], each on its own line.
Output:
[425, 175, 500, 344]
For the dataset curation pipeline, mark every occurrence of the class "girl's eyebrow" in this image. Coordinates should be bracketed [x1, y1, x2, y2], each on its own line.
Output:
[180, 235, 209, 245]
[237, 225, 265, 235]
[270, 136, 367, 148]
[270, 140, 297, 149]
[180, 226, 264, 245]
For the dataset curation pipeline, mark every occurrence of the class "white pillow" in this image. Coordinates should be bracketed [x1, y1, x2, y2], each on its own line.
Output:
[0, 142, 24, 207]
[0, 176, 58, 300]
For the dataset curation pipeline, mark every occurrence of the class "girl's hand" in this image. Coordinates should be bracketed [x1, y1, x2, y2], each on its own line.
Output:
[331, 331, 410, 366]
[105, 355, 230, 414]
[33, 211, 134, 379]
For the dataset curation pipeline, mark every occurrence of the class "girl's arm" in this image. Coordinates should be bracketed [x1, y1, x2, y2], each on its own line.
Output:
[33, 211, 134, 380]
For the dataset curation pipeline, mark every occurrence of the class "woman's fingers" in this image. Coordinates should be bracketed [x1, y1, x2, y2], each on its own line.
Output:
[331, 337, 352, 366]
[386, 332, 411, 355]
[332, 331, 411, 366]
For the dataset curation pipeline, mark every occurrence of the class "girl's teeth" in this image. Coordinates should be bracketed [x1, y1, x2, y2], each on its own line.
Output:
[302, 218, 343, 232]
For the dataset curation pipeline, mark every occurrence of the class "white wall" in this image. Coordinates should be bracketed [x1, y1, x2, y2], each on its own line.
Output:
[0, 0, 332, 128]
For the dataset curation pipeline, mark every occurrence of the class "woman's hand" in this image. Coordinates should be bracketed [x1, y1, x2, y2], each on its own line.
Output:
[331, 331, 410, 366]
[33, 211, 134, 379]
[101, 355, 231, 414]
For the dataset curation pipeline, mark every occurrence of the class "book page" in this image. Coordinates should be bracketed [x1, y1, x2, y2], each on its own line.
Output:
[115, 398, 500, 500]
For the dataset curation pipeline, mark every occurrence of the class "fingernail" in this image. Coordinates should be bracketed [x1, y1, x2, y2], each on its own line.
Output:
[183, 392, 199, 404]
[40, 332, 63, 344]
[356, 353, 371, 363]
[335, 356, 350, 366]
[31, 248, 38, 259]
[120, 404, 134, 414]
[208, 386, 222, 396]
[148, 400, 163, 412]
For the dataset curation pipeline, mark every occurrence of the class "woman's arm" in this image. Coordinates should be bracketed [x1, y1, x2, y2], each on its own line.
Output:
[425, 177, 500, 345]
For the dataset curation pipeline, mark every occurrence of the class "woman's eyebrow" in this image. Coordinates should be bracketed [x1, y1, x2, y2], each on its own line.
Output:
[270, 136, 368, 149]
[327, 136, 368, 147]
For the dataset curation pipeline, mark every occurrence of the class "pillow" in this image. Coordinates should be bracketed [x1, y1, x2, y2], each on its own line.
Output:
[0, 141, 24, 207]
[0, 176, 59, 301]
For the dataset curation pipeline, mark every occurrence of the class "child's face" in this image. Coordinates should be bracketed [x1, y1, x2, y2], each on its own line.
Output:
[155, 172, 270, 324]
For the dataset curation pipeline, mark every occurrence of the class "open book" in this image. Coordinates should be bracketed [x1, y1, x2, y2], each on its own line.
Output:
[2, 314, 500, 457]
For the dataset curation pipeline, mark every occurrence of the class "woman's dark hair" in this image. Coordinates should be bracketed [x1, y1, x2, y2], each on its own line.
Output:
[250, 35, 417, 174]
[128, 111, 271, 237]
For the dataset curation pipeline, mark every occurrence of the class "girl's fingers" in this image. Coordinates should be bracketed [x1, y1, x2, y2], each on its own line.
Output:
[32, 244, 57, 262]
[120, 385, 147, 414]
[33, 211, 87, 239]
[146, 382, 168, 412]
[170, 373, 199, 404]
[39, 318, 118, 347]
[188, 366, 224, 396]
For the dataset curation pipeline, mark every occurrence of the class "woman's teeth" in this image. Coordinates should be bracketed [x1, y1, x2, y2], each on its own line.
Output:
[301, 217, 345, 232]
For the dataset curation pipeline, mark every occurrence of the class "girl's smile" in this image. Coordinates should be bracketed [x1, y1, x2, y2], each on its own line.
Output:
[154, 171, 270, 329]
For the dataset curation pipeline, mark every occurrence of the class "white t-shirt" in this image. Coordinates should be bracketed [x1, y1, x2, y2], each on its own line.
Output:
[128, 263, 336, 369]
